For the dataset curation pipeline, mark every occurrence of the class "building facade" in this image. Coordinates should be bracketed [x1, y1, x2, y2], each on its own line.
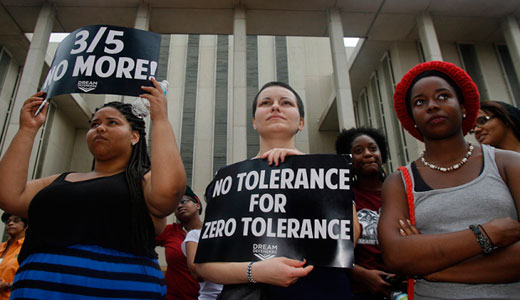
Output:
[0, 1, 519, 261]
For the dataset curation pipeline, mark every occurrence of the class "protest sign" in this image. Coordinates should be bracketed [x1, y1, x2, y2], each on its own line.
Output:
[195, 154, 354, 268]
[41, 25, 161, 98]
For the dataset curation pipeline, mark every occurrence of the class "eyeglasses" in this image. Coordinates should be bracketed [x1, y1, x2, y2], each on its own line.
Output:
[475, 115, 494, 126]
[179, 198, 198, 205]
[3, 217, 22, 224]
[470, 115, 494, 134]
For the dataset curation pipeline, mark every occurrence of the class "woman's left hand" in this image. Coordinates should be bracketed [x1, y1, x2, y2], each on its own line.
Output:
[399, 219, 420, 236]
[260, 148, 303, 166]
[139, 77, 168, 121]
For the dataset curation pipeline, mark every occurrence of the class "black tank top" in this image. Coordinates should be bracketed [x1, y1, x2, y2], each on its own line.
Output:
[19, 172, 152, 262]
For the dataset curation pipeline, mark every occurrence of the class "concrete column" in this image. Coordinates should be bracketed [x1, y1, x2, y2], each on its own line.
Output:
[229, 7, 247, 163]
[2, 3, 54, 175]
[287, 37, 310, 153]
[502, 16, 520, 90]
[389, 42, 424, 162]
[120, 3, 152, 104]
[157, 36, 188, 263]
[327, 8, 356, 130]
[417, 12, 443, 61]
[192, 35, 216, 197]
[134, 3, 151, 31]
[167, 35, 188, 142]
[258, 36, 276, 85]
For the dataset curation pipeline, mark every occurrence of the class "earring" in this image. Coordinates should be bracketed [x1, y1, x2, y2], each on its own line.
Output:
[414, 124, 418, 128]
[379, 167, 387, 181]
[131, 141, 137, 146]
[463, 113, 466, 119]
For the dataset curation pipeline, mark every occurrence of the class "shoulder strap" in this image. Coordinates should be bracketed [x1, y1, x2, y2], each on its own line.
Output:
[397, 166, 415, 225]
[398, 166, 415, 300]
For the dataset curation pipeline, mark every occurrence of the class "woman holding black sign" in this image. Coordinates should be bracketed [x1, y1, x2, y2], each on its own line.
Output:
[195, 81, 360, 300]
[379, 61, 520, 299]
[0, 77, 186, 299]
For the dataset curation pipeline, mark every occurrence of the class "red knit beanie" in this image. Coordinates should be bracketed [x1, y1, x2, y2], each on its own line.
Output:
[393, 61, 480, 141]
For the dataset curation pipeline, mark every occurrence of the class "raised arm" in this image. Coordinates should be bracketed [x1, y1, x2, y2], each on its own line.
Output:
[378, 172, 520, 276]
[195, 258, 313, 287]
[141, 78, 186, 218]
[0, 93, 59, 218]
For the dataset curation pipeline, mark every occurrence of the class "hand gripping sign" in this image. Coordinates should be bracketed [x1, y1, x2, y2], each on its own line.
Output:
[195, 154, 355, 268]
[41, 25, 161, 99]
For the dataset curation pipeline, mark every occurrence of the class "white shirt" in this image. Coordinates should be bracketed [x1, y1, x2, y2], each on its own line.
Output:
[182, 229, 223, 300]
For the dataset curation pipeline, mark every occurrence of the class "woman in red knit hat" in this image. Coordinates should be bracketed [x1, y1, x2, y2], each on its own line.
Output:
[378, 61, 520, 299]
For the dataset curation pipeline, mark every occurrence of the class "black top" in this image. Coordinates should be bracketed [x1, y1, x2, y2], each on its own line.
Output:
[411, 157, 485, 192]
[266, 267, 351, 299]
[19, 172, 155, 262]
[410, 162, 433, 192]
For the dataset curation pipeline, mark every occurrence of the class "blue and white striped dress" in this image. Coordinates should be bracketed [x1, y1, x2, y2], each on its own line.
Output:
[11, 245, 166, 299]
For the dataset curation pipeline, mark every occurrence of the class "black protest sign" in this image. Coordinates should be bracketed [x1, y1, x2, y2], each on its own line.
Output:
[195, 154, 354, 268]
[41, 25, 161, 98]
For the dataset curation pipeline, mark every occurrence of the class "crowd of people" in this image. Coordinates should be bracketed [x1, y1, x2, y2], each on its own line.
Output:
[0, 60, 518, 300]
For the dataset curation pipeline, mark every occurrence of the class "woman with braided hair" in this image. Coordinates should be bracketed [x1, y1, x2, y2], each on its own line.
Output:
[0, 77, 186, 299]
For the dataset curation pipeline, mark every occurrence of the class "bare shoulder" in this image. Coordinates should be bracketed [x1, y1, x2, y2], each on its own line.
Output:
[381, 170, 409, 217]
[14, 174, 61, 218]
[493, 147, 520, 179]
[26, 174, 61, 195]
[383, 171, 405, 195]
[494, 147, 520, 168]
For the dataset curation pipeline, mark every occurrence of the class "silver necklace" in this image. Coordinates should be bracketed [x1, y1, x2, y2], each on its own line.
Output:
[421, 142, 474, 172]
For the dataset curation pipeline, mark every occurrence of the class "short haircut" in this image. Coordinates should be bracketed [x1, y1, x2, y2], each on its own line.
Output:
[1, 212, 28, 227]
[252, 81, 305, 119]
[335, 127, 388, 164]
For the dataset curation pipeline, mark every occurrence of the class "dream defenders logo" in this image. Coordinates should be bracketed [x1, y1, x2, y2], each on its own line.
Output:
[77, 80, 98, 92]
[252, 243, 277, 260]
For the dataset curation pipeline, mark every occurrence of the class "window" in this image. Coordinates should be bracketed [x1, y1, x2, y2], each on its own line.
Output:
[496, 44, 520, 107]
[458, 44, 489, 100]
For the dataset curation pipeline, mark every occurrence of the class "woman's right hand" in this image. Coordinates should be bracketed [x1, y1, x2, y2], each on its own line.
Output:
[260, 148, 304, 166]
[352, 266, 392, 296]
[482, 217, 520, 248]
[20, 92, 48, 133]
[252, 257, 313, 287]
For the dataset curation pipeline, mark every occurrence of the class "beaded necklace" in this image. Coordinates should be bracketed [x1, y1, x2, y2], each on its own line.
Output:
[420, 142, 474, 172]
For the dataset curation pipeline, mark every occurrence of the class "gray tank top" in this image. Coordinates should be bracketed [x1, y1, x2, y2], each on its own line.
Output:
[402, 144, 519, 300]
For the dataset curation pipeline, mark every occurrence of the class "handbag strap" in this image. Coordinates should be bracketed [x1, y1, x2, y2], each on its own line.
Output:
[398, 166, 415, 300]
[397, 166, 415, 225]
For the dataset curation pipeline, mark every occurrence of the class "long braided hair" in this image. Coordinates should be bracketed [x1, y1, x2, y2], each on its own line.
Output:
[94, 101, 156, 257]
